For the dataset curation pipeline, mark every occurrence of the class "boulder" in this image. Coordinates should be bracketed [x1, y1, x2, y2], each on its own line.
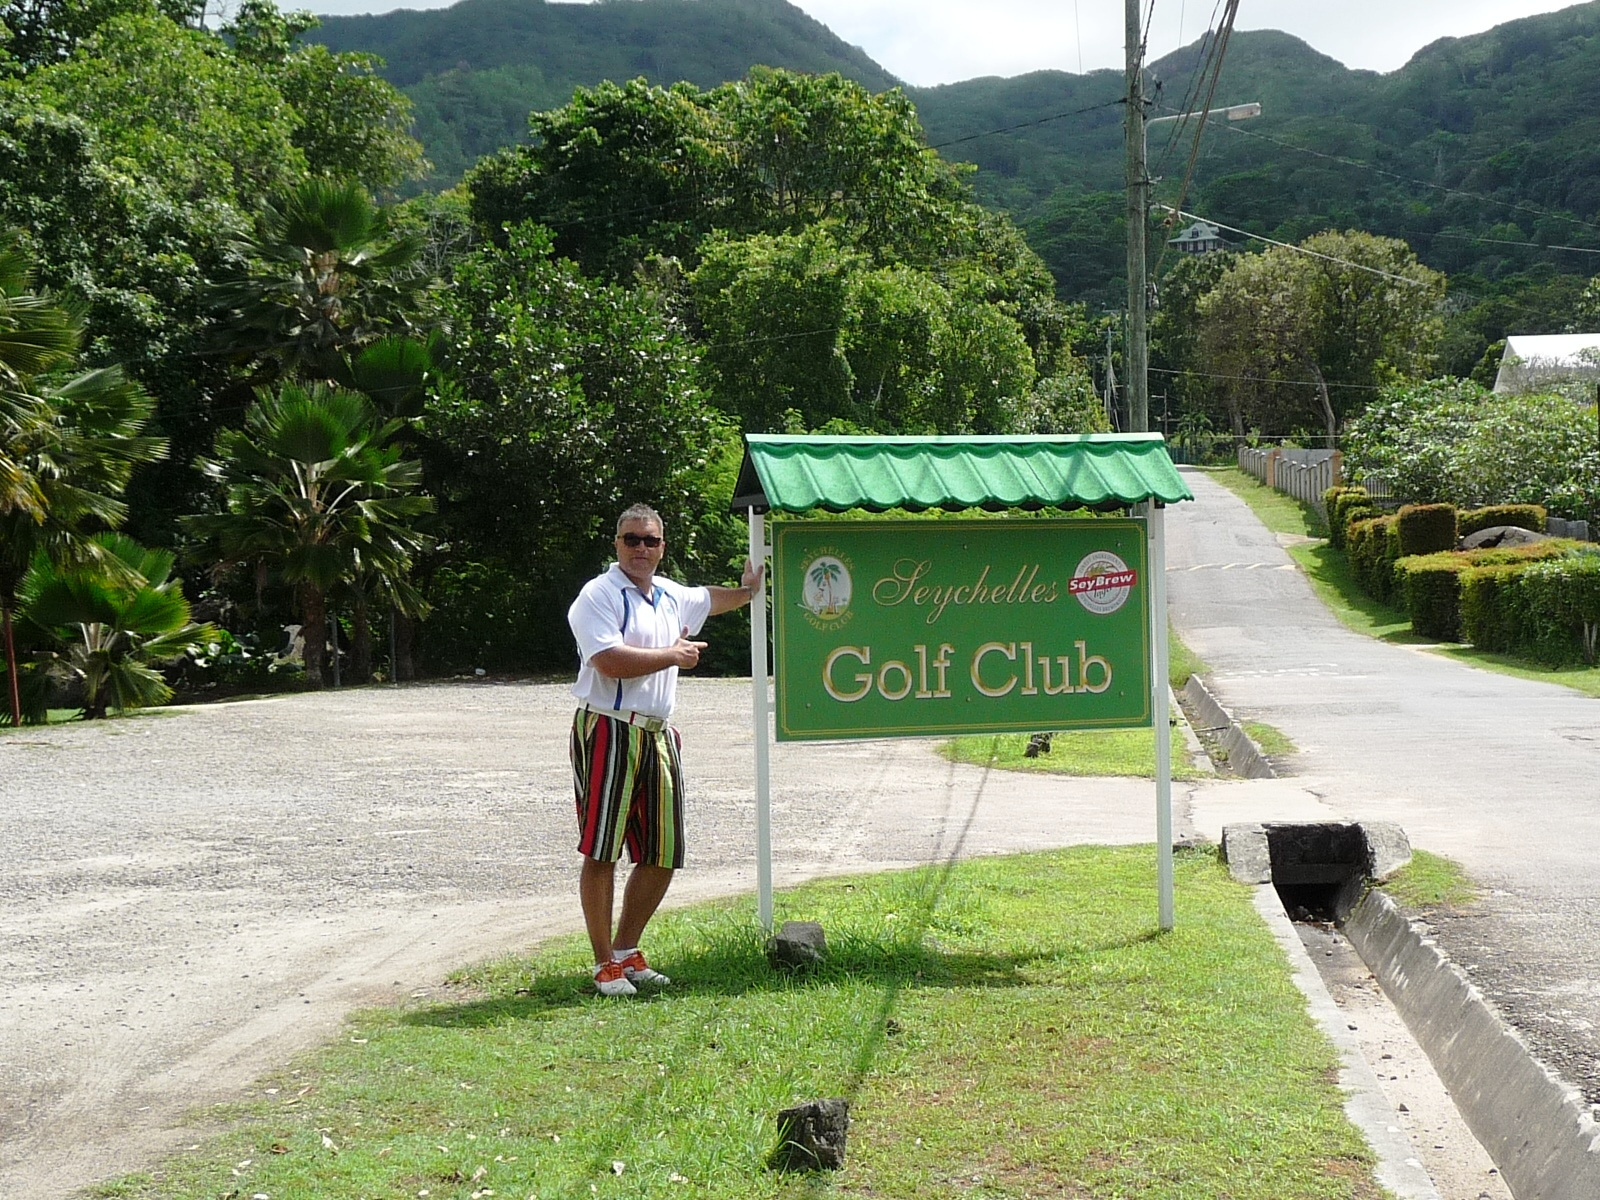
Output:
[767, 920, 827, 973]
[1460, 525, 1548, 550]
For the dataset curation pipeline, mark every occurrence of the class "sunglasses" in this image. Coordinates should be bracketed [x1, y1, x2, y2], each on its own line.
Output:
[620, 533, 663, 548]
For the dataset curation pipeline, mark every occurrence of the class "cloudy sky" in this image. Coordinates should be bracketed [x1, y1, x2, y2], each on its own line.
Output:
[301, 0, 1582, 85]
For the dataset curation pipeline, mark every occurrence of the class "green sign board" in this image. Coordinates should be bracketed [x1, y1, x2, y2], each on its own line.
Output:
[772, 518, 1152, 741]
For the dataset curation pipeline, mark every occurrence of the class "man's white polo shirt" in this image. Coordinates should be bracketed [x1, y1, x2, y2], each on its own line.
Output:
[568, 564, 712, 721]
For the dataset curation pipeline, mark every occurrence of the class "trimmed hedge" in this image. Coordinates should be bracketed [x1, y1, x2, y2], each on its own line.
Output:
[1459, 504, 1546, 539]
[1396, 503, 1458, 556]
[1348, 514, 1401, 601]
[1460, 547, 1600, 663]
[1395, 540, 1577, 643]
[1327, 487, 1371, 550]
[1518, 552, 1600, 664]
[1460, 564, 1526, 653]
[1395, 556, 1469, 640]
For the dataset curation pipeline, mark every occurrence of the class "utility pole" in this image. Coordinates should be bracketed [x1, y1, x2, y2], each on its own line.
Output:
[1124, 0, 1149, 432]
[1103, 324, 1118, 431]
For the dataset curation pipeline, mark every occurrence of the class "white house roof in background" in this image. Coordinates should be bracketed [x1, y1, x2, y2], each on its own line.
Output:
[1503, 334, 1600, 361]
[1495, 334, 1600, 393]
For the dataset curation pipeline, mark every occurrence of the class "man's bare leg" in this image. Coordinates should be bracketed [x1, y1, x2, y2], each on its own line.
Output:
[614, 864, 674, 952]
[580, 856, 618, 964]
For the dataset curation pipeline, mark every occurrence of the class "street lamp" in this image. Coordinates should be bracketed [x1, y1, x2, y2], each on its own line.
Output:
[1125, 101, 1260, 433]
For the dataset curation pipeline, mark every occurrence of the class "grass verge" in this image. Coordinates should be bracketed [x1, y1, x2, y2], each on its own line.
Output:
[1381, 848, 1479, 912]
[1430, 646, 1600, 700]
[98, 848, 1386, 1200]
[0, 706, 174, 733]
[940, 724, 1205, 779]
[1242, 720, 1297, 757]
[1204, 465, 1328, 540]
[940, 626, 1212, 780]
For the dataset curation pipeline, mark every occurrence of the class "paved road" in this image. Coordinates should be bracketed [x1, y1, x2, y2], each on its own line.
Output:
[1168, 467, 1600, 1106]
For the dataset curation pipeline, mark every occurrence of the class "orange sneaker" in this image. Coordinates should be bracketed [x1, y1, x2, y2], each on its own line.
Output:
[614, 949, 670, 987]
[593, 959, 636, 996]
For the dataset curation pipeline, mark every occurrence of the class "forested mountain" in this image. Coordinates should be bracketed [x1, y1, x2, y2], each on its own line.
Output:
[308, 0, 1600, 357]
[311, 0, 900, 185]
[934, 8, 1600, 310]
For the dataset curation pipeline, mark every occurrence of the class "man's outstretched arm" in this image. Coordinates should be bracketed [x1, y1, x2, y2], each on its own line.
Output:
[707, 559, 765, 617]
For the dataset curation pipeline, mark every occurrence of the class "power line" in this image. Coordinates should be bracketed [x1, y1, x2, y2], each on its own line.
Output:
[1073, 0, 1083, 76]
[1150, 0, 1241, 282]
[1164, 207, 1437, 285]
[1217, 120, 1600, 237]
[927, 97, 1125, 150]
[1152, 0, 1229, 178]
[1151, 365, 1388, 391]
[1412, 231, 1600, 256]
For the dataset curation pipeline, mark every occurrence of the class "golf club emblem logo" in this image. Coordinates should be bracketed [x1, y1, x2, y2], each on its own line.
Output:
[1069, 551, 1137, 615]
[800, 553, 853, 630]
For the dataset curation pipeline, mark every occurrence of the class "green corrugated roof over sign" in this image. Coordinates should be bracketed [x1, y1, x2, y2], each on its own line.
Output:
[731, 433, 1194, 513]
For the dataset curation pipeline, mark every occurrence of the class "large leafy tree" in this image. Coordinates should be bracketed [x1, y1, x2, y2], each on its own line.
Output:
[712, 67, 968, 265]
[468, 68, 1017, 283]
[18, 532, 214, 719]
[21, 10, 310, 204]
[0, 237, 166, 723]
[0, 0, 198, 70]
[1197, 231, 1446, 442]
[1149, 252, 1232, 439]
[2, 0, 427, 545]
[423, 222, 729, 668]
[469, 76, 744, 277]
[690, 227, 1040, 435]
[224, 0, 426, 193]
[187, 382, 433, 688]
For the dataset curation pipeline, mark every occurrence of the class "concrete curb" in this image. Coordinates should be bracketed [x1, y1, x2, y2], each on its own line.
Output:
[1180, 675, 1275, 778]
[1253, 888, 1441, 1200]
[1346, 889, 1600, 1200]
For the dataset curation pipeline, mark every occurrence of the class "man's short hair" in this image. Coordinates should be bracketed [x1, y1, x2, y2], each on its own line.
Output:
[617, 503, 664, 535]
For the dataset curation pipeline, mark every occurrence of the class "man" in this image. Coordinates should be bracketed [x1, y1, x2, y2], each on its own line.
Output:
[567, 503, 763, 995]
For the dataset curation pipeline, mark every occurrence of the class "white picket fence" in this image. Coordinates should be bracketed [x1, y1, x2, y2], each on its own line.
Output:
[1238, 447, 1343, 514]
[1237, 449, 1594, 541]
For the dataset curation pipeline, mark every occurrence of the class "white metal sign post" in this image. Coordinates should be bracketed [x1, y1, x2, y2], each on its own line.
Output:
[1146, 501, 1174, 931]
[747, 509, 774, 931]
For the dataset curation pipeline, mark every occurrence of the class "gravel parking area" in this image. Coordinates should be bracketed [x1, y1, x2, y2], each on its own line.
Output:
[0, 677, 1156, 1199]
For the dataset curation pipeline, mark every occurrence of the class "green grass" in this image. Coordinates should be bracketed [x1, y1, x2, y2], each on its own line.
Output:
[1285, 543, 1418, 642]
[1242, 720, 1297, 757]
[1381, 848, 1478, 912]
[941, 724, 1205, 779]
[1431, 646, 1600, 699]
[1168, 621, 1204, 689]
[0, 706, 162, 732]
[98, 848, 1387, 1200]
[940, 626, 1212, 780]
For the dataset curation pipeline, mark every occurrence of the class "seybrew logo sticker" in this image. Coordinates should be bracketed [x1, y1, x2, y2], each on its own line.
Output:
[1070, 551, 1137, 615]
[799, 552, 854, 630]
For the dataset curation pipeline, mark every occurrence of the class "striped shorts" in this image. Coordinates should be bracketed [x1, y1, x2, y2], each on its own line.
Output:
[570, 709, 687, 868]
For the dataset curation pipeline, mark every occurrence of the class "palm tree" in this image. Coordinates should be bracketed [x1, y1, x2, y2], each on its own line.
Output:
[206, 178, 429, 387]
[0, 235, 167, 724]
[19, 534, 217, 720]
[186, 381, 433, 687]
[0, 245, 76, 519]
[809, 559, 841, 614]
